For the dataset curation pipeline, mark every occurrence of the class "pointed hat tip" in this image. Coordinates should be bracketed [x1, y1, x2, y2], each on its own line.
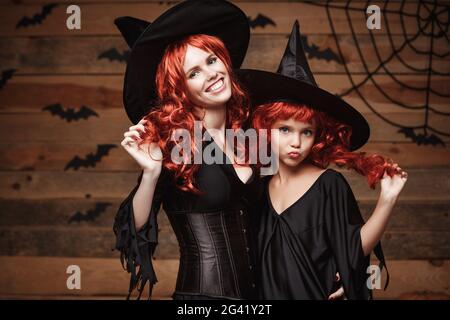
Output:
[277, 19, 318, 86]
[289, 19, 300, 40]
[114, 16, 151, 48]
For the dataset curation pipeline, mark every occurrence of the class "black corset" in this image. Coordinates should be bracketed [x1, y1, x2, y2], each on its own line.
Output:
[113, 138, 263, 299]
[167, 207, 257, 299]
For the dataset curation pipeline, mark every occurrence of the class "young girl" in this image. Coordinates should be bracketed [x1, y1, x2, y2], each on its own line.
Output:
[237, 21, 407, 300]
[113, 0, 261, 300]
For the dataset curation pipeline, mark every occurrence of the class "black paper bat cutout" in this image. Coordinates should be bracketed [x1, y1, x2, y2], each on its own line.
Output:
[98, 48, 130, 63]
[398, 128, 445, 146]
[0, 69, 16, 90]
[16, 3, 58, 29]
[248, 14, 276, 29]
[301, 35, 342, 64]
[68, 202, 112, 223]
[42, 104, 99, 122]
[65, 144, 117, 171]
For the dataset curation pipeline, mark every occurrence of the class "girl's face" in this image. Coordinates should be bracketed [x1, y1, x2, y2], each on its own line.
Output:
[183, 45, 232, 109]
[271, 118, 316, 167]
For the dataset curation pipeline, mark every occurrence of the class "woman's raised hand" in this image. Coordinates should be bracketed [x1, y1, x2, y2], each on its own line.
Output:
[120, 118, 163, 178]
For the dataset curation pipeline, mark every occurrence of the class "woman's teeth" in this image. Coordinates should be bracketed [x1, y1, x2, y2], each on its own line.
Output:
[207, 79, 224, 92]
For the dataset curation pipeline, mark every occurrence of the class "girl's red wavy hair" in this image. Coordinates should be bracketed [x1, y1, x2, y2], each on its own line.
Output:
[138, 34, 249, 193]
[252, 102, 396, 188]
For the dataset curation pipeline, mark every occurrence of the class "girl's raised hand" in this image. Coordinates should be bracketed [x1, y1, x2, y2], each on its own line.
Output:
[380, 163, 408, 200]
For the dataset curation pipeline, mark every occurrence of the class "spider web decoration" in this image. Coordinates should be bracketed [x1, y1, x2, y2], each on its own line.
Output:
[305, 0, 449, 146]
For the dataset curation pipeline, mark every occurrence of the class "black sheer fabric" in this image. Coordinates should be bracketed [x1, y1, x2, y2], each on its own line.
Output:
[256, 169, 388, 300]
[113, 169, 169, 299]
[113, 138, 263, 299]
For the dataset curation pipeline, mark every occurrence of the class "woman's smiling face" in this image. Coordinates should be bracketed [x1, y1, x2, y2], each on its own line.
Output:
[183, 45, 232, 109]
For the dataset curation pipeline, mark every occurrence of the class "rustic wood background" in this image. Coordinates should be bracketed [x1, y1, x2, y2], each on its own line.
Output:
[0, 0, 448, 300]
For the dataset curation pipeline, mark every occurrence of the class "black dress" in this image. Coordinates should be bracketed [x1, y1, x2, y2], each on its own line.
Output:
[256, 169, 387, 300]
[113, 137, 262, 300]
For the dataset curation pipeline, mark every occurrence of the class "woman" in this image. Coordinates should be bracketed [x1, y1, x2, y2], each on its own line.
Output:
[112, 0, 261, 300]
[236, 21, 407, 299]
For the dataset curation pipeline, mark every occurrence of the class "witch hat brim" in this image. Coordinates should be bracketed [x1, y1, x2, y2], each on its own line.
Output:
[235, 20, 369, 151]
[116, 0, 250, 125]
[236, 69, 369, 150]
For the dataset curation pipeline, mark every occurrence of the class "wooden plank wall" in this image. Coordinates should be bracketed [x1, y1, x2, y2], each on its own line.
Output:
[0, 0, 448, 300]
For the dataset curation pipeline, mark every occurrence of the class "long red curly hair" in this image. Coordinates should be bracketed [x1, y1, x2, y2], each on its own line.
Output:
[252, 102, 396, 188]
[138, 34, 249, 193]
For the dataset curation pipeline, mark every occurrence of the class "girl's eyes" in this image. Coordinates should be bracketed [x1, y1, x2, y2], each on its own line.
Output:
[278, 127, 314, 136]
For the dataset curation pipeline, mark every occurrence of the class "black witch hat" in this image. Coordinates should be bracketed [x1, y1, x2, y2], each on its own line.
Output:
[114, 0, 250, 125]
[114, 16, 150, 49]
[236, 20, 370, 151]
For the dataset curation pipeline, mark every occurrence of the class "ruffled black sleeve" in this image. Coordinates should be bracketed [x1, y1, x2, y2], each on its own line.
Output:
[113, 169, 169, 299]
[324, 171, 388, 300]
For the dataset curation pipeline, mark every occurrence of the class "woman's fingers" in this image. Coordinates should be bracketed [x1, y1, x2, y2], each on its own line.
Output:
[328, 286, 345, 300]
[121, 136, 137, 147]
[124, 130, 141, 140]
[328, 273, 344, 300]
[335, 272, 341, 282]
[128, 123, 146, 134]
[123, 119, 149, 146]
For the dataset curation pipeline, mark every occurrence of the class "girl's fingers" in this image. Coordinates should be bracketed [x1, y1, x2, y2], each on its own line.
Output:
[395, 169, 407, 177]
[387, 163, 399, 171]
[335, 273, 341, 282]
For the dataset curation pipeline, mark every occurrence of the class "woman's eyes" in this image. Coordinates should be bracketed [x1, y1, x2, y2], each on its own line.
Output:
[188, 57, 218, 79]
[189, 70, 199, 79]
[303, 129, 313, 136]
[279, 127, 289, 133]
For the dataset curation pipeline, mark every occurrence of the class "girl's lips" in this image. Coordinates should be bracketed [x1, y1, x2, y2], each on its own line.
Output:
[205, 78, 224, 93]
[287, 152, 301, 159]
